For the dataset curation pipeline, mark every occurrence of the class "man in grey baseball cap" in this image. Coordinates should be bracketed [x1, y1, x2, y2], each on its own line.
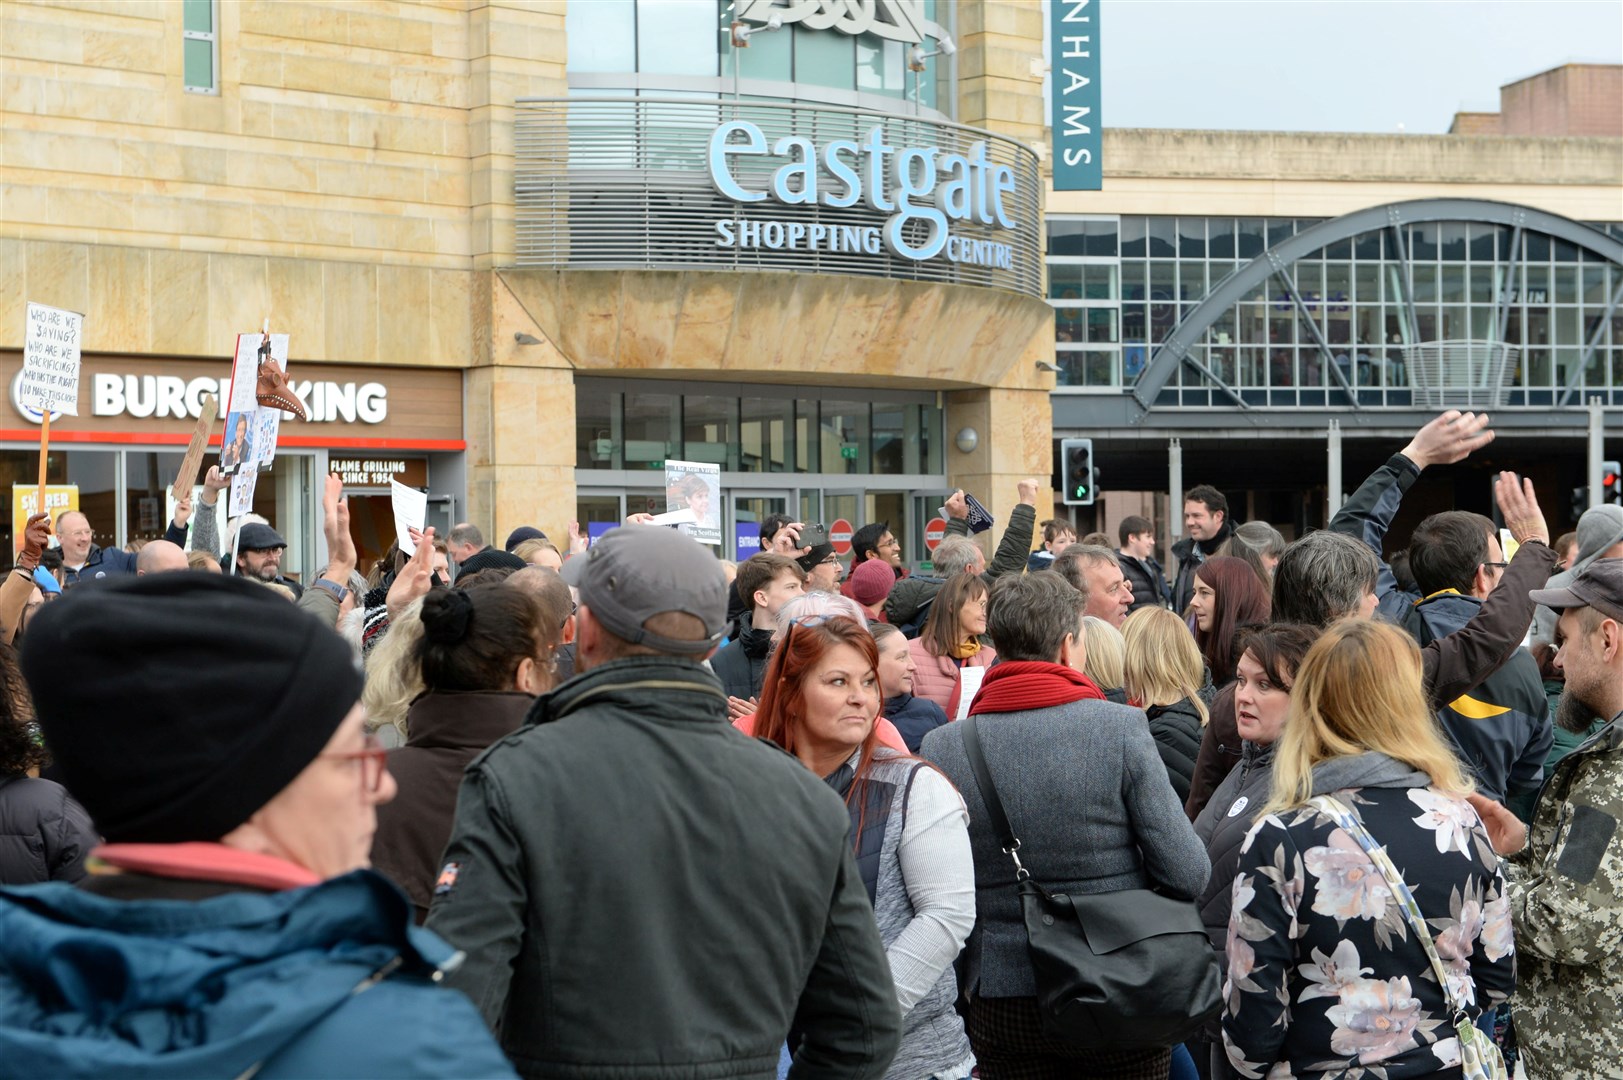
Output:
[428, 524, 899, 1079]
[1471, 557, 1623, 1075]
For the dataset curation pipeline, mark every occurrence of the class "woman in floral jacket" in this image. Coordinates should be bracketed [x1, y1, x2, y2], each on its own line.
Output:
[1223, 620, 1516, 1079]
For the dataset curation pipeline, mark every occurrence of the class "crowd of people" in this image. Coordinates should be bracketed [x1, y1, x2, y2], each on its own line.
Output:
[0, 409, 1618, 1079]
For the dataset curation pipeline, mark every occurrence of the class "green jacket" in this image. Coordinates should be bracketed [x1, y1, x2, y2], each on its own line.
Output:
[1507, 710, 1623, 1076]
[426, 657, 900, 1080]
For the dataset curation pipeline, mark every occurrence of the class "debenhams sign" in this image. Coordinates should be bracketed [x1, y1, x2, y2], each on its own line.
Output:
[708, 121, 1019, 269]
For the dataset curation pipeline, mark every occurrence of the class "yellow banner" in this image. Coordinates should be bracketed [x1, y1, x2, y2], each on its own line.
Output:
[13, 484, 79, 552]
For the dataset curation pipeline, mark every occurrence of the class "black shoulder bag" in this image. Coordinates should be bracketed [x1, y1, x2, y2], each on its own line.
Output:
[960, 714, 1222, 1050]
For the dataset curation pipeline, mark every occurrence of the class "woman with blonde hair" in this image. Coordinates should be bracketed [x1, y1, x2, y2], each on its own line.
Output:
[1223, 620, 1514, 1078]
[512, 536, 563, 571]
[1122, 606, 1207, 803]
[1079, 614, 1128, 703]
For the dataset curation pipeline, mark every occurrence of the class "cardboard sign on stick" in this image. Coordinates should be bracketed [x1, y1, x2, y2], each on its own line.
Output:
[20, 303, 83, 419]
[171, 395, 219, 500]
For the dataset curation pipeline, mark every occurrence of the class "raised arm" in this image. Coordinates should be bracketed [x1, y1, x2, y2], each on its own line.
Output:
[983, 479, 1039, 582]
[1422, 472, 1558, 707]
[0, 513, 50, 645]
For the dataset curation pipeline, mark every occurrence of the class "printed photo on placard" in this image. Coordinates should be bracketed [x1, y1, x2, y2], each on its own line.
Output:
[219, 410, 257, 476]
[664, 459, 720, 547]
[253, 408, 280, 470]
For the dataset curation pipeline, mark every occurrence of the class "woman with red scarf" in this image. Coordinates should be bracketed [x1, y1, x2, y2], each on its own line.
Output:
[920, 572, 1210, 1079]
[755, 615, 977, 1080]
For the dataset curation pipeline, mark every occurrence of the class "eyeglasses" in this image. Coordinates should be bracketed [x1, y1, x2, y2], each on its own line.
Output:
[819, 554, 840, 566]
[323, 733, 388, 794]
[1480, 561, 1508, 573]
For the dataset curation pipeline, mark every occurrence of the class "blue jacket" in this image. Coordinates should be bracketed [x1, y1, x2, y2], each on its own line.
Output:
[0, 870, 515, 1079]
[883, 692, 948, 752]
[61, 544, 137, 587]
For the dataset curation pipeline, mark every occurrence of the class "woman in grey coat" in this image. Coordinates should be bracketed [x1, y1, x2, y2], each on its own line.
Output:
[0, 642, 95, 886]
[923, 572, 1210, 1079]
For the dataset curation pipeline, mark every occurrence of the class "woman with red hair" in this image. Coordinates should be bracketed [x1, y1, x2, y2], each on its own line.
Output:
[756, 615, 976, 1080]
[1188, 555, 1272, 688]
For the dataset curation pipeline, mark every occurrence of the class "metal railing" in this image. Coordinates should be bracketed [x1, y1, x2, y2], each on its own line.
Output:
[513, 96, 1045, 298]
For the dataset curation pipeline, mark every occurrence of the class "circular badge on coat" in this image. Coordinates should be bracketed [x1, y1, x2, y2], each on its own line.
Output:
[1226, 796, 1249, 818]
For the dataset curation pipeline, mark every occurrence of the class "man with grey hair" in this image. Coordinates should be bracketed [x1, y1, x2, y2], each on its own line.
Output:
[921, 571, 1209, 1076]
[445, 522, 486, 566]
[886, 480, 1040, 635]
[1053, 544, 1132, 628]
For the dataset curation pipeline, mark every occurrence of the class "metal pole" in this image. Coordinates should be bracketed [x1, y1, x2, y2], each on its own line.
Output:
[1169, 438, 1184, 539]
[1589, 396, 1606, 510]
[1327, 419, 1343, 515]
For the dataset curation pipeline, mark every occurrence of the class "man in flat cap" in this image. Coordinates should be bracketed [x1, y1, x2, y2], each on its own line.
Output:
[1471, 559, 1623, 1077]
[428, 524, 900, 1079]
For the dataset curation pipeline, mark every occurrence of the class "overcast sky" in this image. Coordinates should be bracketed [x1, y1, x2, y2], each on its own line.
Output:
[1048, 0, 1623, 134]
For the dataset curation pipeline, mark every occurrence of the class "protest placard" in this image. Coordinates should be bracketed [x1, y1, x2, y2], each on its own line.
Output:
[171, 395, 219, 499]
[390, 480, 428, 555]
[20, 303, 83, 418]
[12, 485, 78, 553]
[221, 331, 291, 475]
[664, 459, 720, 547]
[228, 467, 258, 519]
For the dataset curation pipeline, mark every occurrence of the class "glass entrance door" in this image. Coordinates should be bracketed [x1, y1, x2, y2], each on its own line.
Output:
[730, 490, 790, 562]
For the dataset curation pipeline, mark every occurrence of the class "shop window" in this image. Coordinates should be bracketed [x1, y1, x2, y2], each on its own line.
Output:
[794, 400, 820, 474]
[635, 0, 717, 76]
[1177, 218, 1205, 259]
[872, 406, 906, 473]
[820, 401, 870, 474]
[1438, 224, 1468, 262]
[682, 395, 737, 468]
[1146, 218, 1176, 259]
[624, 392, 677, 470]
[1119, 217, 1147, 258]
[1236, 219, 1266, 260]
[1208, 218, 1236, 260]
[1047, 220, 1087, 258]
[183, 0, 218, 94]
[856, 38, 906, 95]
[577, 384, 619, 469]
[793, 25, 856, 90]
[740, 396, 792, 472]
[568, 0, 636, 73]
[1084, 219, 1118, 256]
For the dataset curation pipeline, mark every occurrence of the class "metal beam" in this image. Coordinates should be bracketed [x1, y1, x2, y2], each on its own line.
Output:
[1385, 216, 1422, 356]
[1270, 256, 1359, 409]
[1589, 397, 1607, 511]
[1168, 438, 1183, 540]
[1131, 198, 1623, 412]
[1327, 419, 1343, 512]
[1493, 221, 1525, 344]
[1559, 275, 1623, 407]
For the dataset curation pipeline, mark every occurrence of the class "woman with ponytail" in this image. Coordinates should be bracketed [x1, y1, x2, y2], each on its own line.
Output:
[370, 584, 559, 922]
[755, 615, 976, 1080]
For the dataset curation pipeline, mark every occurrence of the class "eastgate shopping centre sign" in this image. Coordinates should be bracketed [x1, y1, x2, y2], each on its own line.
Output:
[707, 120, 1018, 269]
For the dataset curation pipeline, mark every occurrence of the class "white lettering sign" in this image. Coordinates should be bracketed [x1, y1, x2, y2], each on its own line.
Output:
[12, 374, 391, 426]
[20, 303, 84, 418]
[707, 121, 1018, 264]
[737, 0, 944, 45]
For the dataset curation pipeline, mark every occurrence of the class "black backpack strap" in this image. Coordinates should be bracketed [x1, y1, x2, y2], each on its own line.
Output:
[960, 716, 1030, 877]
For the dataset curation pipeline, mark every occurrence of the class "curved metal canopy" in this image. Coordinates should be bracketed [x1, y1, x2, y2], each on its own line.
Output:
[1131, 198, 1623, 411]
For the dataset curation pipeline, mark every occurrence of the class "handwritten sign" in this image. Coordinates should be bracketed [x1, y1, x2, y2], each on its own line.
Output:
[20, 303, 83, 417]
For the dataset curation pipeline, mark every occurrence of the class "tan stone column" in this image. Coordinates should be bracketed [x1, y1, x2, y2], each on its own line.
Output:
[466, 272, 577, 547]
[944, 322, 1056, 559]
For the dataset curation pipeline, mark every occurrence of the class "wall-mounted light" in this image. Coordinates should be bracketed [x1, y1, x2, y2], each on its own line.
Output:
[730, 13, 782, 47]
[955, 427, 979, 454]
[907, 32, 956, 72]
[514, 332, 542, 345]
[1035, 360, 1060, 373]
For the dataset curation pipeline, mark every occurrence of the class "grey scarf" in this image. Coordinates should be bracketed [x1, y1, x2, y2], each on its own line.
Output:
[1308, 751, 1431, 795]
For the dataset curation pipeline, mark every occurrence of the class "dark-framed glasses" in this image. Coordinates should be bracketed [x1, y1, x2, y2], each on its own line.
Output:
[323, 733, 388, 794]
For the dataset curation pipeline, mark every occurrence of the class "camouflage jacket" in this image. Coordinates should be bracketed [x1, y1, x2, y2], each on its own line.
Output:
[1506, 711, 1623, 1077]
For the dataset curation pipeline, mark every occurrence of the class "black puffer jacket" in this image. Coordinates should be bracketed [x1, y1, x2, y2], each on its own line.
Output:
[0, 774, 97, 885]
[1144, 698, 1203, 804]
[710, 625, 774, 700]
[1191, 738, 1276, 953]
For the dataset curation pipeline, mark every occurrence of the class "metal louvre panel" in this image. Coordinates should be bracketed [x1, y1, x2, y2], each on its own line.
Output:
[513, 96, 1044, 299]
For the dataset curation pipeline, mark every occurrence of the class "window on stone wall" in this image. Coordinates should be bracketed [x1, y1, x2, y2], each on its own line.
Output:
[183, 0, 218, 95]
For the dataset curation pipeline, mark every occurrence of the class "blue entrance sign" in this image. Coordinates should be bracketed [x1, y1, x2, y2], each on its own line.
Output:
[1050, 0, 1102, 191]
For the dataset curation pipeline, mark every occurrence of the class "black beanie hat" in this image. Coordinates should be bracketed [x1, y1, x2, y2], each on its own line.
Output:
[21, 573, 363, 844]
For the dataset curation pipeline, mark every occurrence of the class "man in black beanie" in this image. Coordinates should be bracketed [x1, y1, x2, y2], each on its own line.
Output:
[0, 573, 515, 1079]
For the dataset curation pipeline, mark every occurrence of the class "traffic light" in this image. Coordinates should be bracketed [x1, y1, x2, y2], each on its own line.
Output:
[1572, 485, 1590, 521]
[1061, 437, 1096, 506]
[1604, 461, 1622, 506]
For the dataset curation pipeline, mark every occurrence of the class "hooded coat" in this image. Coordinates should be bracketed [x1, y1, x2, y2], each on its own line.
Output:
[710, 624, 774, 701]
[0, 869, 515, 1079]
[0, 774, 97, 885]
